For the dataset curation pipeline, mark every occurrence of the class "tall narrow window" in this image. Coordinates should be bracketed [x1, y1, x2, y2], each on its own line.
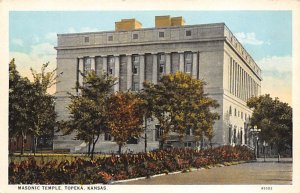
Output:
[133, 65, 138, 74]
[184, 52, 192, 73]
[228, 125, 232, 144]
[104, 132, 111, 141]
[84, 57, 91, 74]
[133, 82, 139, 91]
[159, 64, 165, 73]
[155, 125, 163, 141]
[233, 127, 237, 143]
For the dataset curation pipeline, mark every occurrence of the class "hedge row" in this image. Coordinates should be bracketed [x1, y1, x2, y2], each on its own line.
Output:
[9, 145, 254, 184]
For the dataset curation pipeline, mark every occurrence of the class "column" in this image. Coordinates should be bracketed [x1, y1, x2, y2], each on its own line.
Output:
[102, 56, 108, 75]
[78, 58, 84, 87]
[114, 55, 120, 92]
[165, 53, 171, 74]
[242, 69, 244, 101]
[90, 56, 96, 71]
[179, 52, 184, 72]
[192, 52, 198, 79]
[139, 54, 145, 89]
[127, 54, 132, 90]
[152, 53, 158, 84]
[233, 61, 236, 96]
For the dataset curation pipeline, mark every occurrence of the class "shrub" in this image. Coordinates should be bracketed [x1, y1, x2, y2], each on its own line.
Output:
[9, 145, 254, 184]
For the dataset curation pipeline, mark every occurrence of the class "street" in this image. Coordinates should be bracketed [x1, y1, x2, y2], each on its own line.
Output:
[121, 158, 292, 185]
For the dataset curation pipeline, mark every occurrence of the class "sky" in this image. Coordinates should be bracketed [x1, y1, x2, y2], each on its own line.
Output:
[9, 11, 292, 105]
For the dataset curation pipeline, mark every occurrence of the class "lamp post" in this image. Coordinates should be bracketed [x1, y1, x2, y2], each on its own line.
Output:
[263, 141, 267, 162]
[250, 126, 261, 160]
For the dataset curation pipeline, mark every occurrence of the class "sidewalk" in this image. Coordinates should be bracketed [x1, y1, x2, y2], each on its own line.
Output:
[122, 160, 292, 185]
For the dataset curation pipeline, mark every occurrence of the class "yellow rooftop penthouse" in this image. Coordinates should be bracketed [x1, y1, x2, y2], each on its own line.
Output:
[115, 19, 142, 31]
[155, 15, 185, 28]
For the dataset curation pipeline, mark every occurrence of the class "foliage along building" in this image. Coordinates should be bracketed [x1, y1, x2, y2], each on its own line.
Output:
[54, 15, 262, 153]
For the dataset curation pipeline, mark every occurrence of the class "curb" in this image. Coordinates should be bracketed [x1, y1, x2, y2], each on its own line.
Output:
[111, 161, 248, 184]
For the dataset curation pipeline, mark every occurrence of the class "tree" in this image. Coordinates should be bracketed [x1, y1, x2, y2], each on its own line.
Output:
[9, 59, 34, 154]
[9, 60, 57, 155]
[247, 94, 292, 158]
[142, 72, 219, 148]
[107, 91, 144, 154]
[29, 63, 58, 154]
[61, 71, 116, 159]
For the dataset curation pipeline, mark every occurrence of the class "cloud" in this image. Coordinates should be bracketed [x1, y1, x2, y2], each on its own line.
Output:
[10, 42, 57, 94]
[12, 38, 24, 47]
[45, 32, 57, 44]
[67, 27, 101, 33]
[234, 32, 264, 45]
[257, 55, 292, 105]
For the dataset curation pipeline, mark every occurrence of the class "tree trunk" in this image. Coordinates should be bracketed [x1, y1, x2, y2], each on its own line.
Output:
[34, 136, 38, 156]
[21, 133, 24, 155]
[277, 143, 280, 163]
[87, 140, 91, 156]
[118, 144, 122, 155]
[144, 116, 147, 153]
[91, 134, 100, 160]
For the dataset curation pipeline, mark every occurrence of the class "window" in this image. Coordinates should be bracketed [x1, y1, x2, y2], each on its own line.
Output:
[238, 111, 240, 117]
[229, 106, 232, 115]
[159, 31, 164, 38]
[127, 137, 138, 144]
[184, 142, 192, 147]
[84, 57, 91, 74]
[109, 68, 113, 75]
[133, 33, 138, 39]
[104, 132, 111, 141]
[234, 108, 237, 116]
[133, 65, 138, 74]
[184, 52, 192, 73]
[185, 128, 191, 135]
[186, 30, 192, 36]
[109, 57, 114, 63]
[84, 37, 89, 43]
[159, 64, 165, 73]
[185, 52, 192, 61]
[228, 125, 232, 144]
[185, 63, 192, 73]
[133, 82, 139, 91]
[233, 127, 237, 143]
[133, 55, 139, 62]
[155, 124, 163, 141]
[158, 54, 165, 61]
[241, 112, 243, 119]
[108, 35, 113, 41]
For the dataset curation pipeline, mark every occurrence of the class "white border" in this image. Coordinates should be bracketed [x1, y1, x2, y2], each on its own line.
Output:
[1, 0, 299, 193]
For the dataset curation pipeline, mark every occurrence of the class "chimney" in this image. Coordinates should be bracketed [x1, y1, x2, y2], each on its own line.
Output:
[115, 18, 142, 31]
[155, 15, 185, 28]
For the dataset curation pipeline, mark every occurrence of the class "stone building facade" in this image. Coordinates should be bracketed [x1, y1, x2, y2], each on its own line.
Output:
[54, 16, 262, 153]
